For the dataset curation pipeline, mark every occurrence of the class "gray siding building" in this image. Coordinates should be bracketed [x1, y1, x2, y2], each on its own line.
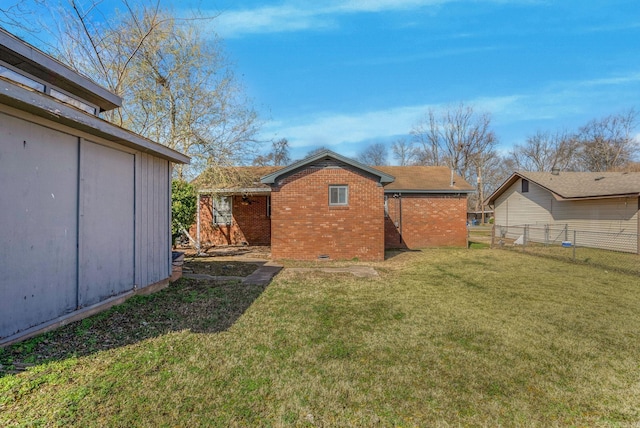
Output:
[0, 29, 189, 344]
[486, 171, 640, 253]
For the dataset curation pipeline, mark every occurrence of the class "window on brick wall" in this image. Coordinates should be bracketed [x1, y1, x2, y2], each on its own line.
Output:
[213, 195, 232, 224]
[266, 196, 271, 217]
[329, 185, 348, 206]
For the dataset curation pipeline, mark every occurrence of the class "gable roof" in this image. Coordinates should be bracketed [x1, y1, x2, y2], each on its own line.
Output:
[260, 149, 395, 185]
[375, 166, 475, 193]
[486, 171, 640, 204]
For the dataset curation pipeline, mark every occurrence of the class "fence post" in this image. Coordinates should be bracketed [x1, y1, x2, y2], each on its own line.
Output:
[523, 225, 528, 252]
[564, 224, 568, 241]
[545, 224, 549, 245]
[573, 230, 576, 260]
[491, 224, 495, 248]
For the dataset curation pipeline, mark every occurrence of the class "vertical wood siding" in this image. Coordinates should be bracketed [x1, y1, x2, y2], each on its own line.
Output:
[0, 112, 78, 338]
[78, 140, 135, 307]
[134, 153, 170, 288]
[0, 111, 172, 339]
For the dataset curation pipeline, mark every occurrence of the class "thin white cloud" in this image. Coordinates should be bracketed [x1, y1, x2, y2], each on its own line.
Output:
[578, 72, 640, 87]
[205, 0, 453, 38]
[262, 67, 640, 154]
[264, 95, 522, 149]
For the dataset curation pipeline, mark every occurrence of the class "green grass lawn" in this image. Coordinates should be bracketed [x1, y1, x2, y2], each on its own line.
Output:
[2, 248, 640, 426]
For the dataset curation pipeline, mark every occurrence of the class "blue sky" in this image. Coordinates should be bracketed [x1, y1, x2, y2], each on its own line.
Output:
[7, 0, 640, 162]
[195, 0, 640, 161]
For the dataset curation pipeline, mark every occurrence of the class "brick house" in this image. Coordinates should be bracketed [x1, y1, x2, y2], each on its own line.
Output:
[192, 150, 474, 260]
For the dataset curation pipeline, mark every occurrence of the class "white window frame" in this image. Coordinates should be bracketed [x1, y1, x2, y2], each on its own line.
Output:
[213, 195, 233, 225]
[266, 195, 271, 217]
[329, 185, 348, 206]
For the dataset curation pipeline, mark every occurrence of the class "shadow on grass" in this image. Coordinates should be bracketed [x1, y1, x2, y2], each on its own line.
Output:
[0, 268, 268, 377]
[384, 248, 421, 260]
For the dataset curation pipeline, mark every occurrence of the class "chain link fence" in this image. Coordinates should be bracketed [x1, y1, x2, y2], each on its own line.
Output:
[492, 224, 640, 276]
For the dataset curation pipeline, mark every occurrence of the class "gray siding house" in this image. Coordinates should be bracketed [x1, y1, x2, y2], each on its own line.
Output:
[0, 29, 189, 344]
[486, 171, 640, 253]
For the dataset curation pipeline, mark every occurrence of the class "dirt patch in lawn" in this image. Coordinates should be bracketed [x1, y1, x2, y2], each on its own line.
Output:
[184, 259, 261, 277]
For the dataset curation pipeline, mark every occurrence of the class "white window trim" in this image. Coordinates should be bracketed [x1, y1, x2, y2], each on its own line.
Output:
[266, 195, 271, 217]
[329, 185, 349, 206]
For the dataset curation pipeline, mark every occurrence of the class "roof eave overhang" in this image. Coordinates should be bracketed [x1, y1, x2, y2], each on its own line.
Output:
[0, 80, 189, 164]
[553, 193, 640, 201]
[485, 172, 520, 206]
[198, 188, 271, 195]
[0, 29, 121, 112]
[260, 149, 395, 185]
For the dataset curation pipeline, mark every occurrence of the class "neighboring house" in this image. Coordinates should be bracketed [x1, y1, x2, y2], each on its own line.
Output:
[485, 171, 640, 253]
[193, 150, 473, 261]
[0, 29, 189, 344]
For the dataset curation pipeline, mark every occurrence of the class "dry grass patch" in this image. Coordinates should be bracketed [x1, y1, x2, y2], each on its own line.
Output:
[2, 248, 640, 426]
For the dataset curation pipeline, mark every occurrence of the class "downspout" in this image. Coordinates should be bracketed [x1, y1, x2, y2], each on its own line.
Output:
[399, 194, 403, 244]
[196, 192, 201, 254]
[393, 193, 403, 244]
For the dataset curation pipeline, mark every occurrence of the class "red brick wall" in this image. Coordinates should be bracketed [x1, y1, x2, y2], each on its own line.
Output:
[270, 164, 385, 261]
[192, 194, 271, 246]
[385, 194, 468, 249]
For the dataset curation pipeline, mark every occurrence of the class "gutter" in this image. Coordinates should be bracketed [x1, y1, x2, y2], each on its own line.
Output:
[384, 189, 475, 194]
[198, 188, 271, 195]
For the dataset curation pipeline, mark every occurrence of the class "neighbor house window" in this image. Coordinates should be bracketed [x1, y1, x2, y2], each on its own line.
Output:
[266, 195, 271, 217]
[521, 179, 529, 193]
[329, 185, 348, 206]
[213, 196, 232, 224]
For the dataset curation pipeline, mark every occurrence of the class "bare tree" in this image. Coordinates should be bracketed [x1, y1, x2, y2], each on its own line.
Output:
[44, 1, 261, 179]
[0, 1, 44, 32]
[391, 138, 417, 166]
[271, 138, 291, 166]
[305, 146, 331, 158]
[509, 130, 579, 172]
[253, 138, 291, 166]
[411, 103, 497, 182]
[410, 110, 441, 166]
[576, 109, 639, 171]
[357, 142, 388, 166]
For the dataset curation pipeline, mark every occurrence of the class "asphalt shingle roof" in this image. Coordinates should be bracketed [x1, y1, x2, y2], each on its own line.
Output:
[517, 171, 640, 199]
[376, 166, 474, 192]
[195, 164, 474, 194]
